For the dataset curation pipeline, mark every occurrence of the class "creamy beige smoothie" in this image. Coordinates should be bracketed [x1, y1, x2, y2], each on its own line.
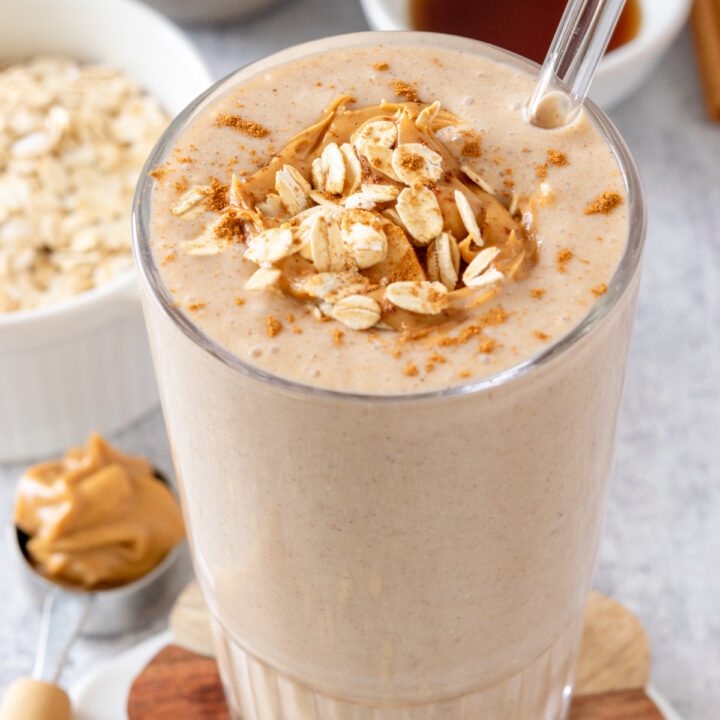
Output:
[134, 33, 644, 720]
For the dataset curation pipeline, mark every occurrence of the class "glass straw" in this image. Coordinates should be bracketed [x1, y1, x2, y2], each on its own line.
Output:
[526, 0, 627, 127]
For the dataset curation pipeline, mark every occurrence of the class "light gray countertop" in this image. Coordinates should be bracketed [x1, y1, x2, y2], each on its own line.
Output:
[1, 2, 719, 718]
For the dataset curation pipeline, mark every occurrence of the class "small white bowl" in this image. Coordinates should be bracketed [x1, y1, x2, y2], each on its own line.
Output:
[0, 0, 213, 462]
[359, 0, 691, 107]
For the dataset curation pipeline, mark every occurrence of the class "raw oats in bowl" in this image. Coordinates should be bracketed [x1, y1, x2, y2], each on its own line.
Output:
[0, 57, 168, 313]
[0, 0, 213, 461]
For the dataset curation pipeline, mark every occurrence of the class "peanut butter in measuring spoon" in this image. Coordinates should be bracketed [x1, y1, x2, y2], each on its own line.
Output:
[14, 434, 185, 590]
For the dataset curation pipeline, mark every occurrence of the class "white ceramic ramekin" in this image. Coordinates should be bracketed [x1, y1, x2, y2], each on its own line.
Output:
[0, 0, 213, 462]
[359, 0, 692, 108]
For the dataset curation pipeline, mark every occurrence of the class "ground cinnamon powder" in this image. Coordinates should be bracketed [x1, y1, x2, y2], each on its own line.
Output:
[216, 114, 270, 138]
[213, 211, 245, 241]
[266, 316, 282, 337]
[547, 150, 568, 166]
[435, 306, 508, 348]
[556, 248, 573, 272]
[390, 80, 419, 102]
[480, 305, 509, 326]
[149, 165, 168, 180]
[204, 178, 229, 213]
[461, 139, 482, 158]
[399, 154, 425, 171]
[478, 337, 496, 354]
[584, 191, 623, 215]
[404, 362, 419, 377]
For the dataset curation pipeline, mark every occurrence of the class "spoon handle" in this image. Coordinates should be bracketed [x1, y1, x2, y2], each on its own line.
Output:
[0, 590, 90, 720]
[0, 679, 71, 720]
[527, 0, 627, 127]
[33, 588, 92, 683]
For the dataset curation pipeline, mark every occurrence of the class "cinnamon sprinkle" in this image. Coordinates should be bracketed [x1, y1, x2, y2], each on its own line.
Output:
[216, 114, 270, 138]
[556, 248, 573, 273]
[404, 362, 419, 377]
[333, 328, 344, 346]
[437, 324, 483, 347]
[213, 211, 245, 241]
[399, 154, 425, 171]
[372, 62, 390, 71]
[390, 80, 419, 102]
[480, 305, 509, 326]
[204, 178, 229, 213]
[547, 150, 568, 166]
[436, 306, 508, 348]
[533, 330, 550, 341]
[266, 316, 282, 337]
[235, 297, 245, 306]
[478, 337, 496, 354]
[530, 288, 546, 299]
[585, 191, 623, 215]
[149, 165, 168, 180]
[591, 283, 608, 297]
[461, 139, 482, 158]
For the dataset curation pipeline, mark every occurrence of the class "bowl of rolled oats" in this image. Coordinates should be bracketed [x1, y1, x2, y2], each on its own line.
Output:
[0, 0, 213, 461]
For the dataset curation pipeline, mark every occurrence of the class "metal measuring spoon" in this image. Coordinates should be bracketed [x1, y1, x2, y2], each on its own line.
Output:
[0, 509, 189, 720]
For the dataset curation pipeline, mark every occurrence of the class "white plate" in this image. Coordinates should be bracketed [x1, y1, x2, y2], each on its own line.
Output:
[70, 632, 170, 720]
[70, 631, 685, 720]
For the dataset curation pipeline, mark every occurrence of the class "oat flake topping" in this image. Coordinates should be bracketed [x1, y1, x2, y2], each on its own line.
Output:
[169, 96, 539, 333]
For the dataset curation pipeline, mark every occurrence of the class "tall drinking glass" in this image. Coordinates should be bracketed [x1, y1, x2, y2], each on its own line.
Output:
[133, 33, 645, 720]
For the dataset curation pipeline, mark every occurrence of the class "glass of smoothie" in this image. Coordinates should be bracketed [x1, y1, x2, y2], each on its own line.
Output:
[132, 32, 645, 720]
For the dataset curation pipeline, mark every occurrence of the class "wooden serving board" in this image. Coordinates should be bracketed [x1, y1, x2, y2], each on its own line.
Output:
[127, 585, 663, 719]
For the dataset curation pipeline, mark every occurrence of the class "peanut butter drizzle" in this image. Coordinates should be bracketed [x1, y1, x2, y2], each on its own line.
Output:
[229, 97, 537, 334]
[14, 434, 185, 590]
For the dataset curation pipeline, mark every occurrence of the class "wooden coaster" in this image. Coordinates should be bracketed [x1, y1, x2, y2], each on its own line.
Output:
[127, 585, 662, 719]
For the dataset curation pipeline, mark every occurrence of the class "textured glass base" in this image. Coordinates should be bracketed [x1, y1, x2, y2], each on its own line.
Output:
[211, 614, 581, 720]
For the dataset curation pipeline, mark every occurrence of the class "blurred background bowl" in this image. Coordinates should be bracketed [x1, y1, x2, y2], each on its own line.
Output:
[143, 0, 282, 24]
[0, 0, 213, 462]
[358, 0, 692, 108]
